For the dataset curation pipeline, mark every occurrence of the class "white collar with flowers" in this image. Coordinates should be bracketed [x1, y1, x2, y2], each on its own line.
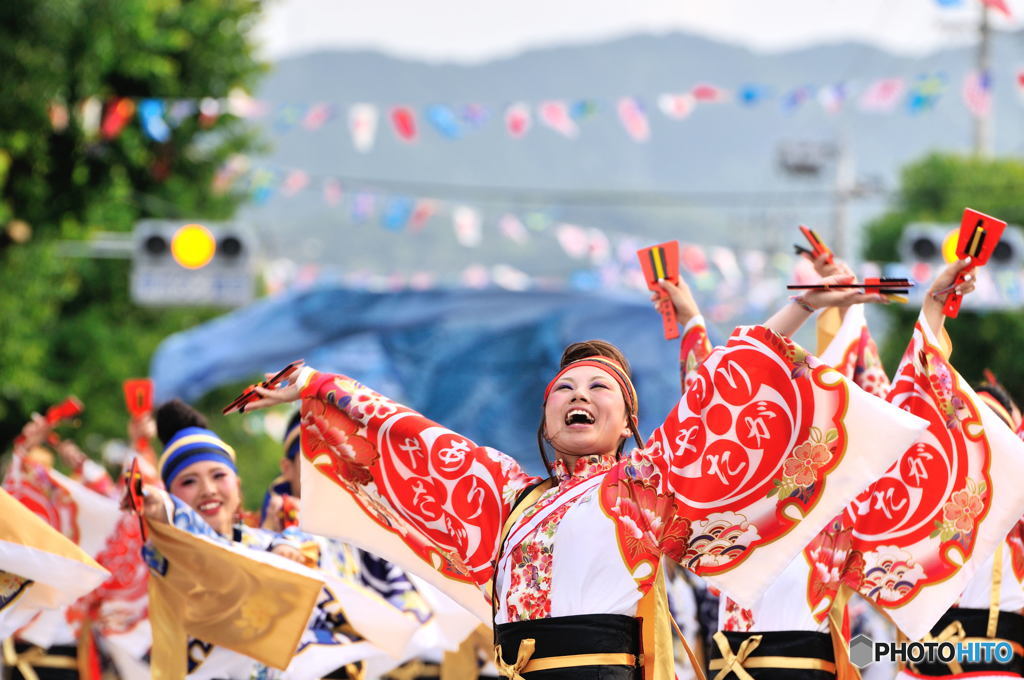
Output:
[552, 454, 617, 484]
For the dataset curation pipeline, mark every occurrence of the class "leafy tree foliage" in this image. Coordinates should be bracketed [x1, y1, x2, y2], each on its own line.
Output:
[863, 152, 1024, 399]
[0, 0, 279, 496]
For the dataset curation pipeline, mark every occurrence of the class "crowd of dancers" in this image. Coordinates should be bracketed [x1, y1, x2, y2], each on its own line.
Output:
[3, 234, 1024, 680]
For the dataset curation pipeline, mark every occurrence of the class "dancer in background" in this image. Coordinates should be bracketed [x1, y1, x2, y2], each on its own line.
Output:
[133, 399, 410, 679]
[3, 409, 135, 680]
[260, 411, 302, 532]
[894, 374, 1024, 680]
[657, 253, 1024, 679]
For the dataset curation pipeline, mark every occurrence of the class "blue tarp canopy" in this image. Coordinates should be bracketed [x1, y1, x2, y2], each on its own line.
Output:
[151, 286, 695, 474]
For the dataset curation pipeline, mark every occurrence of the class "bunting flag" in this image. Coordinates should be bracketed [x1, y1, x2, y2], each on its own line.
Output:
[198, 97, 220, 127]
[859, 78, 907, 112]
[538, 100, 578, 138]
[452, 206, 482, 247]
[408, 199, 438, 232]
[0, 488, 109, 640]
[273, 107, 302, 136]
[460, 103, 490, 130]
[498, 213, 529, 244]
[425, 105, 462, 139]
[349, 103, 379, 153]
[981, 0, 1012, 16]
[101, 98, 136, 140]
[816, 305, 892, 398]
[167, 99, 198, 126]
[845, 314, 1024, 640]
[383, 197, 414, 231]
[48, 102, 70, 132]
[657, 93, 695, 120]
[817, 83, 847, 114]
[249, 168, 276, 205]
[77, 97, 102, 138]
[691, 83, 728, 103]
[569, 99, 599, 121]
[555, 223, 590, 259]
[617, 96, 650, 142]
[44, 61, 1024, 149]
[137, 99, 171, 142]
[681, 244, 709, 275]
[145, 518, 323, 680]
[586, 226, 611, 264]
[709, 246, 742, 287]
[226, 90, 265, 119]
[491, 264, 531, 291]
[907, 73, 947, 114]
[737, 84, 771, 106]
[302, 103, 334, 130]
[460, 264, 490, 288]
[352, 192, 376, 223]
[782, 86, 812, 113]
[281, 169, 310, 197]
[323, 177, 343, 206]
[963, 69, 993, 118]
[504, 102, 531, 138]
[390, 106, 418, 142]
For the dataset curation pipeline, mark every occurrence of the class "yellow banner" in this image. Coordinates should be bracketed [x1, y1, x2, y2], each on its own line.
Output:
[146, 520, 323, 679]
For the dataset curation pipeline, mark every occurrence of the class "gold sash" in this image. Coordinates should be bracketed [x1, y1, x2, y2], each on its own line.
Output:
[708, 632, 838, 680]
[495, 638, 637, 679]
[1, 639, 79, 680]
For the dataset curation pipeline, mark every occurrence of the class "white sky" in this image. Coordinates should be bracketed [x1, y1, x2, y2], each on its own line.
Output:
[256, 0, 1023, 63]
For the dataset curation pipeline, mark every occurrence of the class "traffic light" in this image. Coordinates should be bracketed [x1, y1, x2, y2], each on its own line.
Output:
[131, 220, 254, 306]
[899, 222, 1023, 267]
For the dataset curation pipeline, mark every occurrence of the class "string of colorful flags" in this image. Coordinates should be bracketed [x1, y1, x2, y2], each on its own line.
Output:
[236, 155, 1024, 314]
[50, 67, 1015, 147]
[262, 234, 1024, 320]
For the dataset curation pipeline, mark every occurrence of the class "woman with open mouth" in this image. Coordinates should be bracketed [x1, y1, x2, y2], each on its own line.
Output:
[236, 277, 927, 680]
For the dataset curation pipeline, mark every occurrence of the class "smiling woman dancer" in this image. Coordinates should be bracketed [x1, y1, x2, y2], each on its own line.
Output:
[238, 280, 925, 680]
[134, 400, 379, 679]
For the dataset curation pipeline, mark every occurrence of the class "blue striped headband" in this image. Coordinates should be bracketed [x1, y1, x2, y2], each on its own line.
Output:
[159, 426, 237, 487]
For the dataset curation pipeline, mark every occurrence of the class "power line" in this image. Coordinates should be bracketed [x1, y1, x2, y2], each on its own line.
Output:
[252, 168, 894, 208]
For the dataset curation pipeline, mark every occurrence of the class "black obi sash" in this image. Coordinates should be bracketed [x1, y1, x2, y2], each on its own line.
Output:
[707, 630, 837, 680]
[495, 613, 642, 679]
[910, 607, 1024, 676]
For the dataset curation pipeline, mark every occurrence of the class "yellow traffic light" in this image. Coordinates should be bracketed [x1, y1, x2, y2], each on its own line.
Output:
[942, 228, 960, 264]
[170, 224, 216, 269]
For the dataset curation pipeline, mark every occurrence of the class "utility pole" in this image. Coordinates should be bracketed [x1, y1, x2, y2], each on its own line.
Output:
[974, 2, 993, 156]
[832, 137, 855, 260]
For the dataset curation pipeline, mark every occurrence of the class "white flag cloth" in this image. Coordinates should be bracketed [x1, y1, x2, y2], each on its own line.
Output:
[0, 488, 110, 640]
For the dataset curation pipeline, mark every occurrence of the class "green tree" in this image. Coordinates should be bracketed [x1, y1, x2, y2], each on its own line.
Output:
[0, 0, 279, 498]
[863, 152, 1024, 399]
